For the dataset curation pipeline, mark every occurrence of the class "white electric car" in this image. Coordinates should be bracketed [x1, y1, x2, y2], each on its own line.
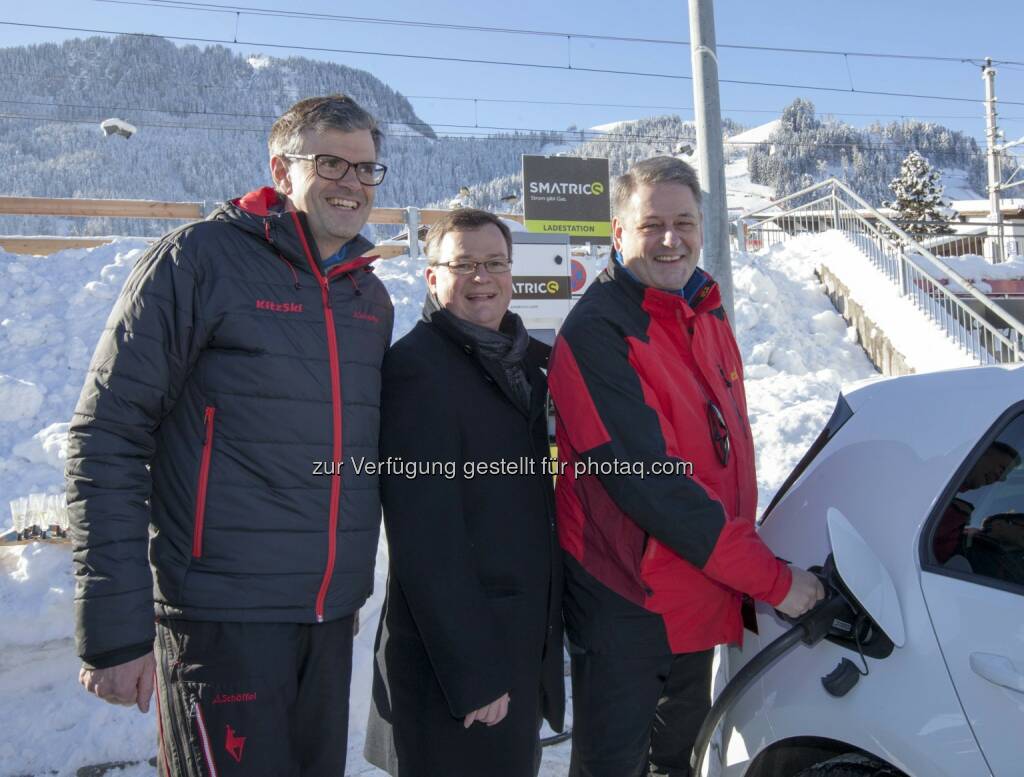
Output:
[715, 365, 1024, 777]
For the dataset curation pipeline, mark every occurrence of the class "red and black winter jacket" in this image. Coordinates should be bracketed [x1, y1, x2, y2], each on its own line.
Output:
[66, 187, 393, 668]
[548, 261, 792, 654]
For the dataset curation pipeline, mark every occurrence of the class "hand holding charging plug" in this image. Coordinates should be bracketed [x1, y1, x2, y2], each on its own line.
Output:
[776, 565, 826, 618]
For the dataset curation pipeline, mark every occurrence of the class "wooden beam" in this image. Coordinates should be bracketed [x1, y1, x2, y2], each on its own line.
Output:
[0, 236, 413, 260]
[369, 244, 411, 260]
[367, 208, 523, 225]
[0, 236, 123, 255]
[0, 197, 526, 225]
[0, 196, 204, 219]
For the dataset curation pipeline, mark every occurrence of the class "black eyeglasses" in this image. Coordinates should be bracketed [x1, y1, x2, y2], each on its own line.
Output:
[706, 401, 731, 466]
[432, 259, 513, 275]
[283, 153, 388, 186]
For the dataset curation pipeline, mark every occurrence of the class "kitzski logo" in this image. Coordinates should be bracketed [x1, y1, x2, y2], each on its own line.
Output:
[225, 724, 246, 763]
[255, 299, 303, 314]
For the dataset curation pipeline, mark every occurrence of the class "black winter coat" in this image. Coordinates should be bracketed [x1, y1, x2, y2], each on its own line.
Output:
[367, 308, 564, 777]
[66, 187, 393, 666]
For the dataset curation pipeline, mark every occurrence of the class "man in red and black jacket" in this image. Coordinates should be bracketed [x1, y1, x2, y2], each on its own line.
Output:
[548, 157, 824, 777]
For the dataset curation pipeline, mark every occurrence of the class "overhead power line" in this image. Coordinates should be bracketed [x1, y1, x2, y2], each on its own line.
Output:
[4, 67, 1019, 123]
[0, 110, 996, 159]
[408, 96, 1024, 122]
[5, 96, 1012, 130]
[95, 0, 1024, 67]
[3, 20, 1024, 108]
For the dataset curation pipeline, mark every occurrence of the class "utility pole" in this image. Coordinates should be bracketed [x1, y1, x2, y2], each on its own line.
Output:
[688, 0, 733, 319]
[983, 58, 1005, 263]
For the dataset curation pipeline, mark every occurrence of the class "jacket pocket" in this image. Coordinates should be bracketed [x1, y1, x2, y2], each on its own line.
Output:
[192, 406, 216, 559]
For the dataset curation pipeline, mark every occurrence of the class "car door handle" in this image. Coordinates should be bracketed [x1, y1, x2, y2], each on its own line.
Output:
[970, 652, 1024, 693]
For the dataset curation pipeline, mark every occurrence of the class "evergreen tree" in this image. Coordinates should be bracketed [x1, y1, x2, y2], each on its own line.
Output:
[883, 151, 952, 238]
[780, 98, 819, 134]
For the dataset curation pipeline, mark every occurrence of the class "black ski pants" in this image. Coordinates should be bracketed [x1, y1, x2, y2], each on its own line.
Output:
[154, 616, 354, 777]
[568, 648, 714, 777]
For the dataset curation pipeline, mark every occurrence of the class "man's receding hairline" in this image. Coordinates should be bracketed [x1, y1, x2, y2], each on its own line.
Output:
[293, 126, 378, 153]
[429, 224, 510, 263]
[618, 181, 704, 224]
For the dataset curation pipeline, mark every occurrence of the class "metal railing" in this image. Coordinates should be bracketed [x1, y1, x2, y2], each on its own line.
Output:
[735, 178, 1024, 365]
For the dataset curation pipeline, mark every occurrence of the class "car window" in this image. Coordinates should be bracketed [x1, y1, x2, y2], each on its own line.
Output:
[931, 414, 1024, 590]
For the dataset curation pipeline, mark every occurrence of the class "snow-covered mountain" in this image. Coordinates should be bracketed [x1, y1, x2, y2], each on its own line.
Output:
[746, 99, 986, 206]
[0, 35, 559, 238]
[1, 36, 984, 242]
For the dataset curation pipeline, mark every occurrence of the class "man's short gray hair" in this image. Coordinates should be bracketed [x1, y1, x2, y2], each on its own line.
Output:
[268, 94, 383, 158]
[612, 156, 702, 217]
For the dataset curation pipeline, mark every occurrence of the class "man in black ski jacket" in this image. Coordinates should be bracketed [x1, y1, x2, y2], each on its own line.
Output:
[66, 94, 394, 776]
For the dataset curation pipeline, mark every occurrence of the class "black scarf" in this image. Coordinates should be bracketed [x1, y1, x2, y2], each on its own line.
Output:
[424, 292, 532, 412]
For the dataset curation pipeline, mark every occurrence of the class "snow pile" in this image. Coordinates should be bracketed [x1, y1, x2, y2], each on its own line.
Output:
[731, 249, 878, 505]
[769, 231, 979, 373]
[376, 253, 428, 341]
[923, 252, 1024, 288]
[0, 374, 44, 422]
[0, 241, 151, 510]
[0, 543, 157, 775]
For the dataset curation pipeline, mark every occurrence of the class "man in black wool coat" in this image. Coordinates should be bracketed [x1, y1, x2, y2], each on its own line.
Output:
[366, 208, 565, 777]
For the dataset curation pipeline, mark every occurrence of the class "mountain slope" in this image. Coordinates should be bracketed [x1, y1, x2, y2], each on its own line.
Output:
[0, 35, 558, 237]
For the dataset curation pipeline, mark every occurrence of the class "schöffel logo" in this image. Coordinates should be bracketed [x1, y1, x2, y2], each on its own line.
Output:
[353, 311, 380, 324]
[255, 299, 303, 314]
[212, 692, 257, 704]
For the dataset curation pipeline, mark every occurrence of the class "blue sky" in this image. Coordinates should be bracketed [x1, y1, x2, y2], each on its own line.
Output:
[2, 0, 1023, 145]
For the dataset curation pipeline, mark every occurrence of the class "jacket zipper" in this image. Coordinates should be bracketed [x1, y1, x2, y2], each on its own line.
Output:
[192, 406, 216, 558]
[291, 213, 343, 623]
[676, 309, 744, 517]
[716, 364, 747, 518]
[718, 365, 748, 433]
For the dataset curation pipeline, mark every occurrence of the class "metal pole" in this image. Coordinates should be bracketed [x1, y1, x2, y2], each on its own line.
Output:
[689, 0, 733, 320]
[983, 59, 1004, 263]
[830, 182, 840, 231]
[406, 207, 420, 260]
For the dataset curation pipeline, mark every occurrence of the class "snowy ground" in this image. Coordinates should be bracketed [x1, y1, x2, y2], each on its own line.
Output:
[1, 230, 904, 776]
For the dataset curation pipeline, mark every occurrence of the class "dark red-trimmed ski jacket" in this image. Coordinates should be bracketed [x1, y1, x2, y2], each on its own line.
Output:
[548, 261, 791, 653]
[66, 187, 393, 667]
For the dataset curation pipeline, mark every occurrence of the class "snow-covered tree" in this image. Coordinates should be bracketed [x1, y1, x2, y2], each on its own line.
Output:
[884, 151, 952, 238]
[747, 98, 985, 207]
[780, 98, 819, 134]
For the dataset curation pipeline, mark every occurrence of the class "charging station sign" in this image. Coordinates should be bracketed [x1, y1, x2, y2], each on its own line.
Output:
[522, 155, 611, 245]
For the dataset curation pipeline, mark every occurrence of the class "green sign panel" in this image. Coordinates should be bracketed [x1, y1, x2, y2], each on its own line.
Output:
[522, 155, 611, 245]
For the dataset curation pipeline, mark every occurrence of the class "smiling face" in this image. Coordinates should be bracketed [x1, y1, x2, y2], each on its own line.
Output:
[270, 127, 377, 259]
[426, 224, 513, 331]
[613, 181, 703, 291]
